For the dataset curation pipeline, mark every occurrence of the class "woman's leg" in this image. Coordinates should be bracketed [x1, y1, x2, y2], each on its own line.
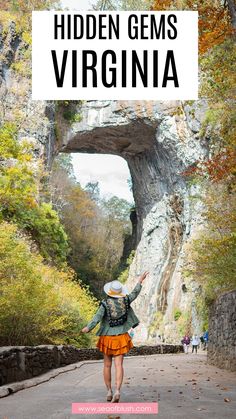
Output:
[114, 354, 124, 391]
[103, 354, 112, 390]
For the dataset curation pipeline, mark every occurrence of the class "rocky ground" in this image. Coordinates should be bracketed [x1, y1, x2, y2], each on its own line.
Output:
[0, 352, 235, 419]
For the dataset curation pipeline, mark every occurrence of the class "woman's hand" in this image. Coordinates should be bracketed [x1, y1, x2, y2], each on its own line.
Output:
[138, 271, 149, 284]
[81, 326, 89, 333]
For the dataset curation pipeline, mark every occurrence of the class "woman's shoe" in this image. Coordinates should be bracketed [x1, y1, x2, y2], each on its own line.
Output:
[106, 389, 113, 402]
[111, 390, 120, 403]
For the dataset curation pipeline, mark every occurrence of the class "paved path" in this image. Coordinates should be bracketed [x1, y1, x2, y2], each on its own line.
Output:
[0, 352, 236, 419]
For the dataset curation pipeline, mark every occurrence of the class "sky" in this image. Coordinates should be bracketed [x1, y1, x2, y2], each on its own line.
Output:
[61, 2, 133, 203]
[72, 154, 134, 203]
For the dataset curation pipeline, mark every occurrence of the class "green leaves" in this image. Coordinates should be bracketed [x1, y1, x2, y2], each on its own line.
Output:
[0, 123, 69, 265]
[188, 183, 236, 304]
[0, 222, 97, 347]
[50, 155, 133, 298]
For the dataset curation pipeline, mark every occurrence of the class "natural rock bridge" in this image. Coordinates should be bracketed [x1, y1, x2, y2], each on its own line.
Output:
[0, 15, 208, 344]
[54, 99, 208, 342]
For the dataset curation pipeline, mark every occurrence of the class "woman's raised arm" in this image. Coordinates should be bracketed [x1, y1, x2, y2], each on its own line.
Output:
[128, 271, 149, 303]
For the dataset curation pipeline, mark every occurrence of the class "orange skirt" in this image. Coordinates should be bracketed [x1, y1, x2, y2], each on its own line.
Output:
[96, 333, 134, 356]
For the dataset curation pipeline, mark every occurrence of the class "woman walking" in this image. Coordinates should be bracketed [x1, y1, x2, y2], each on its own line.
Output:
[182, 334, 190, 354]
[81, 271, 149, 403]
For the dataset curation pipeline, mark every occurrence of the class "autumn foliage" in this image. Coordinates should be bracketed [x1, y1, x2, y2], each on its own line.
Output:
[153, 0, 233, 53]
[0, 1, 56, 12]
[154, 1, 236, 310]
[49, 154, 132, 299]
[183, 149, 236, 183]
[0, 222, 98, 347]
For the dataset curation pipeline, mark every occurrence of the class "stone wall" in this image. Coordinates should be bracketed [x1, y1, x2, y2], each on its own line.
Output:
[0, 344, 183, 386]
[208, 290, 236, 372]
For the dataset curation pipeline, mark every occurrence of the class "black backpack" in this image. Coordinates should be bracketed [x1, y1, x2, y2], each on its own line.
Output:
[100, 295, 130, 327]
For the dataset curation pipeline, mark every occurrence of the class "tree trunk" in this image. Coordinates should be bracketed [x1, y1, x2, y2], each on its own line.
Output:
[226, 0, 236, 30]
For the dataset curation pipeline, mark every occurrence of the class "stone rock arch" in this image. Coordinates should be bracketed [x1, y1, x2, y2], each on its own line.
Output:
[0, 21, 208, 343]
[55, 99, 207, 343]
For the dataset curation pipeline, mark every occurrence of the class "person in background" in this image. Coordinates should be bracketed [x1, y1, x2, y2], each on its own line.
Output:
[200, 334, 205, 349]
[191, 334, 200, 353]
[182, 334, 190, 354]
[81, 271, 149, 403]
[203, 330, 209, 350]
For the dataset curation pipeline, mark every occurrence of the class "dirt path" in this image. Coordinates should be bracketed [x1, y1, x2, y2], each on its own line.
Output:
[0, 352, 235, 419]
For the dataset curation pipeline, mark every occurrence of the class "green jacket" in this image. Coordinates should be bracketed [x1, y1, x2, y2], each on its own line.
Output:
[86, 282, 142, 336]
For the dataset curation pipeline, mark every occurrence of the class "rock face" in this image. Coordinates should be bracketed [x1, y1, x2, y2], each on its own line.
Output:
[56, 100, 208, 343]
[0, 19, 208, 344]
[0, 19, 55, 168]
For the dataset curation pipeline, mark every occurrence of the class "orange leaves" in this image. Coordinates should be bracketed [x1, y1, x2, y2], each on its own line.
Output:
[152, 0, 173, 11]
[183, 149, 236, 183]
[198, 3, 232, 54]
[66, 184, 97, 222]
[203, 150, 236, 182]
[153, 0, 233, 54]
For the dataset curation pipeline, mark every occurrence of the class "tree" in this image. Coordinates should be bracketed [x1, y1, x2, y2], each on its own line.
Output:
[187, 183, 236, 304]
[0, 1, 58, 12]
[94, 0, 152, 10]
[49, 155, 132, 298]
[226, 0, 236, 29]
[167, 0, 236, 313]
[53, 154, 75, 179]
[153, 1, 235, 181]
[153, 0, 232, 54]
[85, 181, 100, 202]
[101, 195, 132, 223]
[0, 222, 98, 347]
[152, 3, 235, 322]
[0, 123, 69, 265]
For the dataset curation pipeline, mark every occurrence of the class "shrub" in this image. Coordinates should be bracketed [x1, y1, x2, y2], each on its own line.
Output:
[118, 250, 135, 284]
[176, 310, 192, 336]
[189, 183, 236, 304]
[0, 123, 69, 264]
[148, 312, 164, 337]
[173, 308, 182, 321]
[0, 222, 98, 347]
[18, 202, 69, 264]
